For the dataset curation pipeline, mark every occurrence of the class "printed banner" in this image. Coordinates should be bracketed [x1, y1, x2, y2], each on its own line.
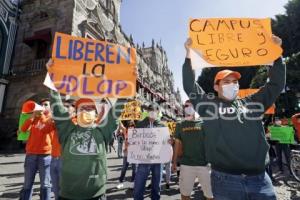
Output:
[189, 18, 282, 67]
[120, 100, 142, 120]
[127, 127, 173, 164]
[238, 89, 275, 114]
[48, 32, 137, 97]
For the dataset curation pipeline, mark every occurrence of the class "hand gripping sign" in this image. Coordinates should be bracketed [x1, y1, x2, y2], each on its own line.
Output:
[189, 18, 282, 67]
[48, 32, 137, 98]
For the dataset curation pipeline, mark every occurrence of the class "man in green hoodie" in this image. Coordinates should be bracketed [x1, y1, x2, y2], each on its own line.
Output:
[47, 60, 126, 200]
[183, 35, 285, 200]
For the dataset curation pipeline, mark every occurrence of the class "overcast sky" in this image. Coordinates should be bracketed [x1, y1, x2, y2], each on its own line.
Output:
[120, 0, 289, 101]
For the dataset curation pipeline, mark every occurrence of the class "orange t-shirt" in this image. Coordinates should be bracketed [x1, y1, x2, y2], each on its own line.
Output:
[292, 113, 300, 141]
[51, 130, 61, 157]
[21, 116, 55, 155]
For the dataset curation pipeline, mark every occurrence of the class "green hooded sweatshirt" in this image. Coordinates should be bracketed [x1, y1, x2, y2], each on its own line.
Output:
[183, 58, 285, 175]
[50, 91, 125, 199]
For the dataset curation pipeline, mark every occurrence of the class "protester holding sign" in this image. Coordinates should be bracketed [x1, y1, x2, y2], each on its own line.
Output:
[172, 100, 213, 200]
[133, 104, 167, 200]
[47, 60, 126, 200]
[19, 101, 55, 200]
[269, 118, 293, 173]
[183, 31, 285, 199]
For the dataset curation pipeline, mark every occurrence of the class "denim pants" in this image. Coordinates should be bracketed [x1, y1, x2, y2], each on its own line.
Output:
[117, 137, 123, 158]
[211, 170, 276, 200]
[21, 154, 52, 200]
[134, 164, 162, 200]
[164, 162, 171, 183]
[119, 156, 136, 182]
[275, 143, 291, 171]
[50, 157, 62, 200]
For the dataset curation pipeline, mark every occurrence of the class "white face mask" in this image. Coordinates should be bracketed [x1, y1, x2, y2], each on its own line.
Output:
[222, 83, 239, 101]
[184, 106, 195, 116]
[149, 111, 158, 120]
[275, 120, 282, 126]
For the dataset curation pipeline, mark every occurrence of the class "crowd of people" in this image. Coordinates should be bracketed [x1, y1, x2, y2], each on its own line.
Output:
[17, 35, 300, 200]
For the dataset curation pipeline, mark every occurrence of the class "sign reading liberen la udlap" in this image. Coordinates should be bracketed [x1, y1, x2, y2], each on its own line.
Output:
[48, 32, 137, 98]
[127, 127, 173, 164]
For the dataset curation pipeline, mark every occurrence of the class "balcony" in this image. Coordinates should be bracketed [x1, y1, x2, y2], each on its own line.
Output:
[9, 59, 48, 77]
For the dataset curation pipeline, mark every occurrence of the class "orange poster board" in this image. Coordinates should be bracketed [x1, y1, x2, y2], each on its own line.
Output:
[189, 18, 282, 67]
[238, 89, 275, 114]
[48, 32, 137, 98]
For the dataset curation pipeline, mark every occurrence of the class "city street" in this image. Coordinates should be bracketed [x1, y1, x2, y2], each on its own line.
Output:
[1, 149, 300, 200]
[0, 150, 205, 200]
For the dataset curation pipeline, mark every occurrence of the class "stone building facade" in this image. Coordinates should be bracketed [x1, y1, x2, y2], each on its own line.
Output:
[0, 0, 19, 113]
[2, 0, 182, 132]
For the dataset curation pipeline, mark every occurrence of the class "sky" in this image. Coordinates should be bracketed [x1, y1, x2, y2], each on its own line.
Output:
[120, 0, 289, 101]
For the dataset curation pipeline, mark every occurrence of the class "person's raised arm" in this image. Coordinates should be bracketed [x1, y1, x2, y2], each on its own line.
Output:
[46, 59, 75, 142]
[46, 59, 70, 120]
[101, 99, 127, 142]
[182, 38, 210, 115]
[249, 35, 286, 111]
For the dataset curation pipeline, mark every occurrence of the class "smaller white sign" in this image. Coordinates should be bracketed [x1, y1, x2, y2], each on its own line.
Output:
[127, 127, 173, 164]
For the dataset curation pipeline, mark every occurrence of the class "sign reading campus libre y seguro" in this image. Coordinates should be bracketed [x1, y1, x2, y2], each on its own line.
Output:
[189, 18, 282, 67]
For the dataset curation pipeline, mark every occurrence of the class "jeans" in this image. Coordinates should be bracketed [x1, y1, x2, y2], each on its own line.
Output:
[275, 143, 291, 171]
[50, 157, 62, 200]
[134, 164, 162, 200]
[119, 156, 136, 182]
[164, 162, 171, 183]
[211, 170, 276, 200]
[20, 154, 52, 200]
[117, 137, 123, 158]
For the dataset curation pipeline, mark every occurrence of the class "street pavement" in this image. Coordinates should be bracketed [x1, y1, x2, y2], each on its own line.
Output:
[0, 151, 204, 200]
[1, 150, 299, 200]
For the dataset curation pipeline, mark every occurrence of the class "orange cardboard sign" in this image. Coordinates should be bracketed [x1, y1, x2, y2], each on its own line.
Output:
[48, 32, 137, 97]
[189, 18, 282, 67]
[238, 89, 275, 114]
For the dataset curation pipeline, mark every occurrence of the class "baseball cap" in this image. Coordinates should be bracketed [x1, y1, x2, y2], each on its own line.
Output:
[214, 70, 241, 84]
[75, 98, 96, 110]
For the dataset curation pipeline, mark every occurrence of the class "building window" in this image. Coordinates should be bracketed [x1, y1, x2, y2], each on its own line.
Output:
[35, 41, 49, 59]
[100, 0, 107, 8]
[111, 2, 115, 17]
[85, 32, 96, 39]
